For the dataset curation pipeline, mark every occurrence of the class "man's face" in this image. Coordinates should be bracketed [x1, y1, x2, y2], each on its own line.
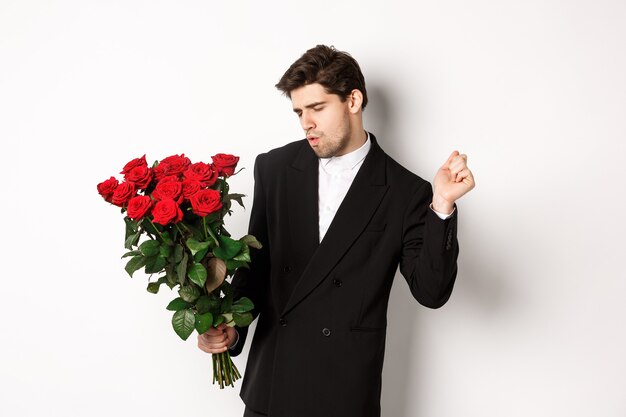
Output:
[290, 83, 353, 158]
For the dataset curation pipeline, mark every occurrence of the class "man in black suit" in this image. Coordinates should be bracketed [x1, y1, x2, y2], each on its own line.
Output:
[198, 45, 475, 417]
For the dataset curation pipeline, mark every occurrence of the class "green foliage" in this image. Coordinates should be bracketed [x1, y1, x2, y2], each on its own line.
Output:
[188, 262, 207, 287]
[195, 312, 214, 334]
[172, 309, 195, 340]
[147, 276, 169, 294]
[166, 297, 190, 311]
[179, 284, 201, 303]
[125, 256, 146, 277]
[213, 235, 243, 260]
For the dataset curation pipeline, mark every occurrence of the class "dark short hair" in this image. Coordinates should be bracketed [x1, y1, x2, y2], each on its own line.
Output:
[275, 45, 368, 109]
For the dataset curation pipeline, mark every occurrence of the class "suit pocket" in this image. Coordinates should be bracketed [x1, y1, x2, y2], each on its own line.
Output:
[350, 325, 386, 333]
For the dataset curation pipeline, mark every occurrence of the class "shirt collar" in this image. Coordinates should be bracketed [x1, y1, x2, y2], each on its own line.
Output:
[320, 131, 371, 170]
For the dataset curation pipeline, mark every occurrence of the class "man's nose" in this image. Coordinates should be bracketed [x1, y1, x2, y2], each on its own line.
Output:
[301, 113, 315, 132]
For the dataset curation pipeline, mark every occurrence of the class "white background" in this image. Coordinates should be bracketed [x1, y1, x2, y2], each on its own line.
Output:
[1, 1, 625, 416]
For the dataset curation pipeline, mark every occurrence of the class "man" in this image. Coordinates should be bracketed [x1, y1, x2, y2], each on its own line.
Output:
[198, 45, 475, 417]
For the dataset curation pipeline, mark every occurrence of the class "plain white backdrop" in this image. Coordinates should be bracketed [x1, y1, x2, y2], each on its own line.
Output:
[1, 1, 625, 416]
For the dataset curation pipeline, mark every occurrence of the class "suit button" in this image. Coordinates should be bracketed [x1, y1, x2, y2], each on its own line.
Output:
[283, 266, 291, 273]
[333, 279, 342, 287]
[322, 328, 331, 337]
[279, 318, 288, 326]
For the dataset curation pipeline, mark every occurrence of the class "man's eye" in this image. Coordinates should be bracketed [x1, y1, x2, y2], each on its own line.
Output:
[313, 107, 323, 111]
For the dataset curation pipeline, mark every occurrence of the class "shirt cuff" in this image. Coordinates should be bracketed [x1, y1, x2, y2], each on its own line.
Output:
[429, 203, 455, 220]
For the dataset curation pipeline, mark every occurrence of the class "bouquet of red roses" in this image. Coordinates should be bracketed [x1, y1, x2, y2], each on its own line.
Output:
[97, 153, 260, 388]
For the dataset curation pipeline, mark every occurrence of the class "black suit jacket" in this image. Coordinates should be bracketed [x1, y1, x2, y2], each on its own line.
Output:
[230, 133, 459, 417]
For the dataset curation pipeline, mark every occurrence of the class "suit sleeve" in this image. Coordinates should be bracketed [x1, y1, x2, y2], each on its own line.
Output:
[399, 180, 459, 309]
[229, 154, 271, 356]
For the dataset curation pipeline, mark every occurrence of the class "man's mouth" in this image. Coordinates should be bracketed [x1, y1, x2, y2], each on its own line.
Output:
[307, 135, 319, 146]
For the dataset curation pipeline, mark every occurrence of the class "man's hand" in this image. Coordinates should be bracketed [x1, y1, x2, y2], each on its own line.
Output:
[197, 323, 238, 354]
[432, 150, 475, 214]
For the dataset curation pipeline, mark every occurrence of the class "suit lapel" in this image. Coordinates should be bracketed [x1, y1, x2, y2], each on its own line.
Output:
[281, 135, 389, 316]
[286, 142, 320, 268]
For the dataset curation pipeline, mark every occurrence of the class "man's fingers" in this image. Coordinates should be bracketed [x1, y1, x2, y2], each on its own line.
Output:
[441, 150, 460, 169]
[455, 168, 470, 183]
[197, 332, 230, 353]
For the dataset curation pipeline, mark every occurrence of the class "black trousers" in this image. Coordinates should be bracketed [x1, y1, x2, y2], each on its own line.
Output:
[243, 406, 268, 417]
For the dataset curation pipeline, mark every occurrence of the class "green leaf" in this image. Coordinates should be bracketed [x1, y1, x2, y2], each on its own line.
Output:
[179, 285, 200, 303]
[226, 259, 249, 271]
[227, 193, 246, 208]
[233, 312, 253, 327]
[124, 217, 138, 237]
[166, 297, 190, 311]
[121, 250, 142, 259]
[213, 235, 243, 260]
[187, 263, 207, 287]
[213, 315, 224, 327]
[173, 244, 184, 263]
[193, 247, 209, 263]
[186, 239, 210, 257]
[159, 244, 172, 258]
[139, 240, 160, 257]
[231, 297, 254, 313]
[172, 309, 195, 340]
[233, 244, 251, 262]
[221, 313, 234, 326]
[125, 255, 146, 277]
[241, 234, 262, 250]
[145, 255, 167, 274]
[164, 264, 176, 287]
[141, 218, 161, 238]
[161, 231, 173, 245]
[194, 312, 214, 334]
[124, 231, 141, 250]
[196, 296, 220, 315]
[176, 251, 189, 285]
[147, 276, 168, 294]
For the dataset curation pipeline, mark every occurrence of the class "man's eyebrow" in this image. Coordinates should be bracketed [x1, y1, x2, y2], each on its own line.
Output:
[292, 101, 327, 113]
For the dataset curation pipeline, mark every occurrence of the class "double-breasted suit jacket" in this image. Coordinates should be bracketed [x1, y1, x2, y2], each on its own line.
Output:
[230, 133, 459, 417]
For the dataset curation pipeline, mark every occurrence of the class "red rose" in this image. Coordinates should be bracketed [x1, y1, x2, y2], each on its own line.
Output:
[184, 162, 218, 187]
[154, 154, 191, 180]
[182, 179, 203, 200]
[97, 176, 119, 203]
[125, 165, 153, 190]
[158, 175, 179, 183]
[121, 155, 148, 175]
[152, 178, 183, 203]
[152, 198, 183, 225]
[126, 195, 153, 220]
[211, 153, 239, 176]
[111, 182, 136, 207]
[190, 189, 223, 216]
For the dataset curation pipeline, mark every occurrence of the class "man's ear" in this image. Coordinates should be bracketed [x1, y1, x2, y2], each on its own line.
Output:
[347, 89, 364, 114]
